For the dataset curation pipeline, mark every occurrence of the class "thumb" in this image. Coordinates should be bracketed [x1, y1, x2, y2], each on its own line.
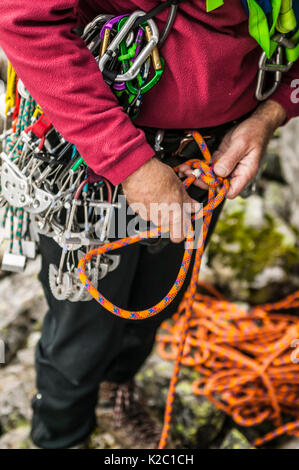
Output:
[213, 139, 245, 178]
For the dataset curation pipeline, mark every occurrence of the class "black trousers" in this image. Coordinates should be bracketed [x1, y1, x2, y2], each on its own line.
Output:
[31, 127, 232, 449]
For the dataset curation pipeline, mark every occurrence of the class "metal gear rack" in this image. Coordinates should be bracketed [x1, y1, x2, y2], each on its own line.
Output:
[0, 11, 164, 301]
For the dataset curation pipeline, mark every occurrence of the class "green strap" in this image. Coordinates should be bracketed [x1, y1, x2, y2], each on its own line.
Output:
[276, 0, 297, 34]
[206, 0, 299, 61]
[206, 0, 224, 12]
[246, 0, 299, 61]
[286, 28, 299, 61]
[248, 0, 272, 57]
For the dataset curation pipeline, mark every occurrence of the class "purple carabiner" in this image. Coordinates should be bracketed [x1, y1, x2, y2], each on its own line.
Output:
[100, 14, 128, 39]
[101, 14, 128, 90]
[132, 28, 144, 63]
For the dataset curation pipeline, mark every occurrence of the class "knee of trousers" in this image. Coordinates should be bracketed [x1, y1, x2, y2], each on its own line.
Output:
[31, 348, 98, 449]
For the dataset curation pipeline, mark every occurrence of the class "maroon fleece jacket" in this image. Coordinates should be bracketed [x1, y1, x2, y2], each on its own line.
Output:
[0, 0, 298, 184]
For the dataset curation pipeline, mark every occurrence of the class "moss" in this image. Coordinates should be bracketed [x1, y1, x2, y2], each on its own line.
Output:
[220, 429, 255, 449]
[173, 381, 225, 447]
[209, 199, 299, 285]
[3, 417, 29, 434]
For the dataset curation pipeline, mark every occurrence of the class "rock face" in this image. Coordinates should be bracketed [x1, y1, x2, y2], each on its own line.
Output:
[220, 429, 255, 450]
[0, 258, 46, 365]
[204, 165, 299, 303]
[0, 48, 7, 82]
[136, 353, 226, 448]
[279, 119, 299, 230]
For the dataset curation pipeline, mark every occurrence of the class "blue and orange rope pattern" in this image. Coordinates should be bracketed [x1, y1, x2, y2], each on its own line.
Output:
[157, 287, 299, 447]
[78, 131, 299, 448]
[77, 131, 230, 447]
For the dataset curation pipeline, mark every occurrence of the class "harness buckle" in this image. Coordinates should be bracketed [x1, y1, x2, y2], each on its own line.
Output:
[154, 129, 165, 158]
[173, 134, 194, 157]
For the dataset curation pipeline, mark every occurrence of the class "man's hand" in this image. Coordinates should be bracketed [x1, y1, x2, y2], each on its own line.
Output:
[178, 100, 287, 199]
[213, 100, 286, 198]
[122, 158, 201, 243]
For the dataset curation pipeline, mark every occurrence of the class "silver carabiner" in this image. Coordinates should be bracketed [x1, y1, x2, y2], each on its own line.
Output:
[99, 10, 160, 83]
[255, 33, 295, 101]
[256, 49, 283, 101]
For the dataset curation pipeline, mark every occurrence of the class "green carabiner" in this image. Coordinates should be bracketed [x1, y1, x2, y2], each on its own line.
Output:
[117, 16, 164, 96]
[126, 58, 164, 95]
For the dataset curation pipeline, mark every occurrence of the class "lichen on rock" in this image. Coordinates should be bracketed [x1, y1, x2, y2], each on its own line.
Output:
[137, 353, 226, 448]
[220, 429, 255, 450]
[207, 194, 299, 303]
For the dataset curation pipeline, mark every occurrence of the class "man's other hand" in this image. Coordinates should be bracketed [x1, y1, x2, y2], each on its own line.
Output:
[122, 158, 201, 243]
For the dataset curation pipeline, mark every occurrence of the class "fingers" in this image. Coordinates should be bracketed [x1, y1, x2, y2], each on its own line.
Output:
[156, 193, 200, 243]
[226, 152, 260, 199]
[213, 136, 247, 178]
[168, 195, 201, 243]
[169, 209, 186, 243]
[178, 164, 208, 190]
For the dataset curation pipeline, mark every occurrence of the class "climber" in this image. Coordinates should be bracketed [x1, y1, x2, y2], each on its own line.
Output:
[0, 0, 298, 449]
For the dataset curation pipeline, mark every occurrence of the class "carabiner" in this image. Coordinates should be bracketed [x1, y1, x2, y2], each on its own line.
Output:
[99, 11, 160, 83]
[255, 33, 295, 101]
[99, 14, 128, 57]
[256, 48, 283, 101]
[117, 17, 164, 96]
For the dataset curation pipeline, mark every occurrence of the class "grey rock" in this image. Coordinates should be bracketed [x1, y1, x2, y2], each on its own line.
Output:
[206, 192, 299, 302]
[0, 331, 39, 430]
[137, 352, 225, 448]
[279, 118, 299, 230]
[0, 362, 35, 433]
[263, 181, 291, 221]
[0, 257, 46, 365]
[262, 149, 285, 183]
[173, 380, 226, 448]
[278, 438, 299, 450]
[220, 429, 255, 449]
[90, 431, 119, 450]
[0, 425, 36, 449]
[0, 48, 7, 82]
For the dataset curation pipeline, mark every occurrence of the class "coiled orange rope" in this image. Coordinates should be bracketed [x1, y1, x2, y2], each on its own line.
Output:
[157, 285, 299, 447]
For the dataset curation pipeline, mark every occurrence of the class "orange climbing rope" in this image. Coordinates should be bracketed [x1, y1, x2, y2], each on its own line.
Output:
[157, 285, 299, 447]
[78, 130, 229, 448]
[78, 130, 299, 449]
